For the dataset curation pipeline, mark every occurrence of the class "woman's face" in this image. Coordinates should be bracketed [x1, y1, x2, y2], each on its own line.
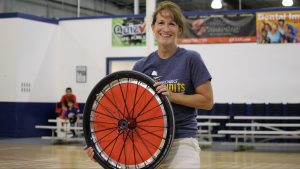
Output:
[152, 10, 181, 47]
[271, 24, 278, 32]
[265, 24, 271, 31]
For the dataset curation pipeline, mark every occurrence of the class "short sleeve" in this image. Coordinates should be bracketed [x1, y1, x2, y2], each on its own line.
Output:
[189, 52, 212, 89]
[132, 58, 144, 71]
[132, 62, 139, 71]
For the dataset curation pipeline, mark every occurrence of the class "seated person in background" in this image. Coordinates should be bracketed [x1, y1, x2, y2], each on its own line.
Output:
[64, 100, 80, 137]
[55, 102, 67, 118]
[56, 87, 79, 118]
[61, 87, 79, 110]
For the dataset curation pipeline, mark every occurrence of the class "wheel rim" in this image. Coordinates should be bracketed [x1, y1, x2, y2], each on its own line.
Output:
[84, 71, 174, 169]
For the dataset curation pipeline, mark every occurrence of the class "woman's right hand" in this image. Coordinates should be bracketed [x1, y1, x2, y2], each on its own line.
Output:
[84, 146, 96, 162]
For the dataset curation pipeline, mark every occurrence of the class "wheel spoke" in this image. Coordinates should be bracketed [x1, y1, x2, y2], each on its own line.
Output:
[90, 121, 117, 125]
[92, 109, 119, 122]
[134, 130, 156, 162]
[117, 78, 130, 119]
[96, 93, 120, 120]
[93, 127, 117, 145]
[92, 126, 118, 133]
[137, 115, 165, 124]
[138, 125, 166, 129]
[140, 128, 164, 136]
[127, 83, 149, 118]
[100, 131, 123, 154]
[106, 132, 119, 163]
[133, 93, 157, 119]
[136, 126, 165, 140]
[135, 103, 163, 120]
[134, 130, 162, 152]
[128, 131, 147, 167]
[131, 132, 138, 168]
[101, 90, 125, 119]
[116, 131, 130, 168]
[125, 78, 130, 118]
[131, 79, 140, 119]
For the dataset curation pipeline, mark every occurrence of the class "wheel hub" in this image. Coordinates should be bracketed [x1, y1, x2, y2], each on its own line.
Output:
[118, 118, 136, 132]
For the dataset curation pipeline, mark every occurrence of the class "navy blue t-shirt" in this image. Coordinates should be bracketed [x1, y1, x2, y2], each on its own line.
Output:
[132, 47, 212, 138]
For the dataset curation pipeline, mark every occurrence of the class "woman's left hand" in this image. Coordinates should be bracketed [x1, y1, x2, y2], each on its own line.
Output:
[154, 82, 172, 97]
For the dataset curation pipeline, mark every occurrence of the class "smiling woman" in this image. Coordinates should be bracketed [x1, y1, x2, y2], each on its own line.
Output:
[84, 1, 213, 169]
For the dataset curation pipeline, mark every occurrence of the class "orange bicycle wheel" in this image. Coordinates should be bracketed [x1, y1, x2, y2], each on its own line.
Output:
[83, 70, 174, 169]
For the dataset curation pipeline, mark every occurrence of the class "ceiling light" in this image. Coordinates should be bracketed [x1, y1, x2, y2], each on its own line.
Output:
[211, 0, 222, 9]
[282, 0, 293, 7]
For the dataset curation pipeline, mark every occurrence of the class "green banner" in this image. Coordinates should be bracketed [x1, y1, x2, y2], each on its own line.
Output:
[112, 17, 146, 47]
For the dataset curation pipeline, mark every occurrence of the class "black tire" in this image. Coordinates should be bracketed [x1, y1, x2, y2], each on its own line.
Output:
[83, 70, 174, 169]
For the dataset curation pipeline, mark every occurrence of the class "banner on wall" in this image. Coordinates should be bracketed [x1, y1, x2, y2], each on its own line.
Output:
[256, 11, 300, 44]
[112, 17, 146, 47]
[178, 13, 256, 44]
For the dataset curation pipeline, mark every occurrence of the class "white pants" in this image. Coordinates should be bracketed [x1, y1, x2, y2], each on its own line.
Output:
[158, 138, 201, 169]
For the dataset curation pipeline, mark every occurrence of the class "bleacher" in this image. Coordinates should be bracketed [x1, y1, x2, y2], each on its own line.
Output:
[35, 115, 84, 142]
[35, 102, 300, 147]
[197, 103, 300, 149]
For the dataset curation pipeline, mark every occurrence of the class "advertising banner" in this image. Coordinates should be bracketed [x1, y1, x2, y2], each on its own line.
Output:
[257, 11, 300, 44]
[112, 17, 146, 46]
[178, 13, 256, 44]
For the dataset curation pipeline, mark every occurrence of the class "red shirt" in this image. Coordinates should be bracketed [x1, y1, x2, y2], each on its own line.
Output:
[60, 94, 79, 109]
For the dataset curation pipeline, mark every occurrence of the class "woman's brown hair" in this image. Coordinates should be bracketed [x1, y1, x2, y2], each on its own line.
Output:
[152, 1, 187, 36]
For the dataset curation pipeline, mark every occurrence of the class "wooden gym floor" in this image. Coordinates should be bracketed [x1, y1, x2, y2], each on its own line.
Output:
[0, 139, 299, 169]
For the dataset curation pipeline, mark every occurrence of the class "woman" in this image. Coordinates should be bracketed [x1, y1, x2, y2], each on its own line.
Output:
[85, 1, 213, 168]
[267, 23, 283, 43]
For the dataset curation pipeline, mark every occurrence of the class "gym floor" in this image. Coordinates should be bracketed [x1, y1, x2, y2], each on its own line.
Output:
[0, 138, 299, 169]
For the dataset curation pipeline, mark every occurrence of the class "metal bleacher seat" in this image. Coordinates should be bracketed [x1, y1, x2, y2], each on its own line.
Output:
[250, 103, 266, 125]
[211, 103, 230, 141]
[284, 103, 300, 143]
[229, 103, 248, 140]
[268, 103, 293, 143]
[219, 102, 300, 148]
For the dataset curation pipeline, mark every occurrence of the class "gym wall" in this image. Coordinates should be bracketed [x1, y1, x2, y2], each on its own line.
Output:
[0, 15, 59, 137]
[0, 12, 299, 137]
